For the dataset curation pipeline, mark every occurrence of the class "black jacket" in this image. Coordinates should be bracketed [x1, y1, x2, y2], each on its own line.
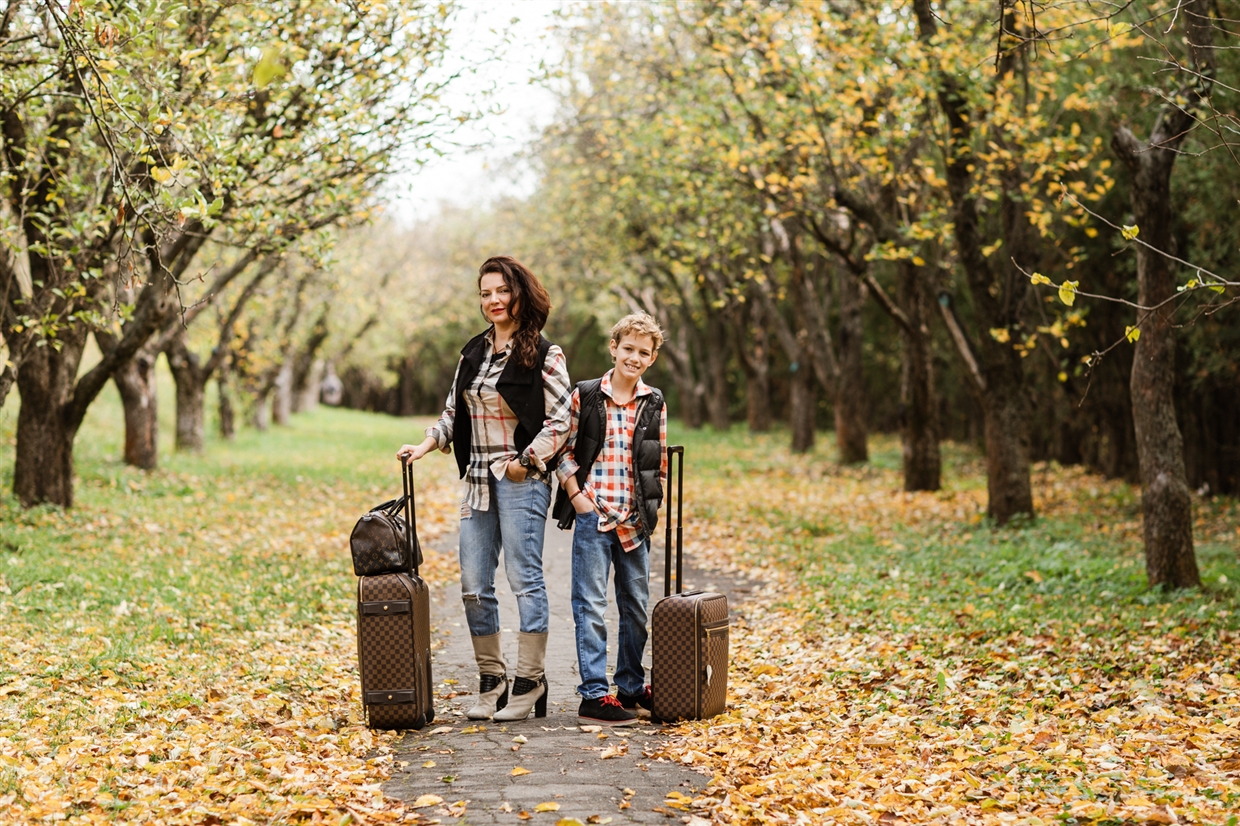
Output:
[452, 331, 555, 479]
[552, 378, 665, 537]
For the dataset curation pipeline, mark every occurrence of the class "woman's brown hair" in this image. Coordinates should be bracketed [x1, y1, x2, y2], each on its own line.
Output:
[478, 255, 552, 369]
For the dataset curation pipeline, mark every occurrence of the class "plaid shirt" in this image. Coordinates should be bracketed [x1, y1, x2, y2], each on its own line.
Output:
[556, 369, 668, 553]
[427, 333, 572, 514]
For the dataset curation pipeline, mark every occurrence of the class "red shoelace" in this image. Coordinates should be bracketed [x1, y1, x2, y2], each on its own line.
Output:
[599, 695, 624, 709]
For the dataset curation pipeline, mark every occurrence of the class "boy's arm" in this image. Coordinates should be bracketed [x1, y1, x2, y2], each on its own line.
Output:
[555, 387, 599, 509]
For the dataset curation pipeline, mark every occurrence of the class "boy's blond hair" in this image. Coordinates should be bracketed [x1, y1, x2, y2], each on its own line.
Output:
[609, 312, 664, 352]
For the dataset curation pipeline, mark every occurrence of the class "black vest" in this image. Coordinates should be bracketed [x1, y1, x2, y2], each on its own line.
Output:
[453, 331, 555, 479]
[552, 378, 665, 537]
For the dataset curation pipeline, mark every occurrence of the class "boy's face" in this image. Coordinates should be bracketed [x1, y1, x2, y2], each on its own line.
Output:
[609, 332, 658, 382]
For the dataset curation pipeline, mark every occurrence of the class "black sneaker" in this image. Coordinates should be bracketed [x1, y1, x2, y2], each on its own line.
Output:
[578, 694, 637, 726]
[617, 685, 652, 712]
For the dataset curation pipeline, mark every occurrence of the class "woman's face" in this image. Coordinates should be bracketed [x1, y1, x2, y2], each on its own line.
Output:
[479, 272, 514, 327]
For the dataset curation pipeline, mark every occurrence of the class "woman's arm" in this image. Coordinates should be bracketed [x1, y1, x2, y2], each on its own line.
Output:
[397, 435, 439, 464]
[426, 357, 462, 451]
[399, 357, 461, 462]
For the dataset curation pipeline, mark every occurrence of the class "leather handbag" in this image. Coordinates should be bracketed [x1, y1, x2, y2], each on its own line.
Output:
[349, 462, 423, 576]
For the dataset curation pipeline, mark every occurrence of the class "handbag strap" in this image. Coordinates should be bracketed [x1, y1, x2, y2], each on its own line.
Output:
[371, 496, 406, 515]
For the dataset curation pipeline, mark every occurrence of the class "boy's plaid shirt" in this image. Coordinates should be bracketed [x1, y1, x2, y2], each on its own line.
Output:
[556, 369, 668, 553]
[426, 333, 572, 514]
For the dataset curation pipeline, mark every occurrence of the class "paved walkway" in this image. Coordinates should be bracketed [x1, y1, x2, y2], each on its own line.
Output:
[383, 515, 749, 824]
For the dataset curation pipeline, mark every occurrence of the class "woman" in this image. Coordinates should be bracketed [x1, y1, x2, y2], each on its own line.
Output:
[398, 255, 571, 722]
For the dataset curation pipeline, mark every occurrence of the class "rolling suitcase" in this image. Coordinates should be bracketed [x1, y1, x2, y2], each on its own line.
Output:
[651, 445, 729, 723]
[356, 462, 434, 730]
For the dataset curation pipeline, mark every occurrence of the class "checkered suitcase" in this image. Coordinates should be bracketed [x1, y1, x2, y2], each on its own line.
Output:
[356, 462, 434, 730]
[651, 445, 729, 723]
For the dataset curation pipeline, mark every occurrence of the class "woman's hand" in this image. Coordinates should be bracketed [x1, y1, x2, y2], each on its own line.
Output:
[505, 459, 529, 482]
[399, 436, 438, 463]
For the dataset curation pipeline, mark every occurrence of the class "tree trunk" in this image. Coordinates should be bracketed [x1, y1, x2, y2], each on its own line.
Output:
[981, 362, 1034, 523]
[914, 0, 1034, 524]
[272, 362, 293, 426]
[218, 363, 236, 441]
[394, 356, 417, 416]
[252, 389, 272, 431]
[290, 308, 331, 413]
[1106, 0, 1211, 589]
[295, 358, 324, 413]
[13, 333, 87, 507]
[789, 358, 816, 454]
[113, 345, 159, 470]
[1113, 150, 1199, 589]
[174, 371, 206, 452]
[702, 312, 731, 432]
[743, 359, 771, 434]
[663, 328, 703, 428]
[834, 271, 868, 464]
[165, 332, 207, 453]
[736, 301, 772, 433]
[898, 262, 940, 491]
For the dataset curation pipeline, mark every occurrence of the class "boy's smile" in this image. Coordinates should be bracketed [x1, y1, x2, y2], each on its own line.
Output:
[610, 333, 657, 383]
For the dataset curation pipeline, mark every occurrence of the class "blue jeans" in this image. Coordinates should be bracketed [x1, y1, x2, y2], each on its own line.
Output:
[458, 474, 551, 637]
[571, 512, 650, 700]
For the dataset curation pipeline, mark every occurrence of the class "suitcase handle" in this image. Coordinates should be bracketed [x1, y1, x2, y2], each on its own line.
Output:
[663, 445, 685, 597]
[401, 460, 419, 577]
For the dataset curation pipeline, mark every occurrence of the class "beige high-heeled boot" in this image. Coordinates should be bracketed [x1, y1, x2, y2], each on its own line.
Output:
[491, 632, 547, 721]
[465, 633, 508, 720]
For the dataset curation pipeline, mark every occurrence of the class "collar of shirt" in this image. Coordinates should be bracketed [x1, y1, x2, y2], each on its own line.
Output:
[600, 369, 652, 404]
[484, 327, 514, 356]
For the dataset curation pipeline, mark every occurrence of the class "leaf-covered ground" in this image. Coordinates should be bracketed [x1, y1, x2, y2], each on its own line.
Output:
[0, 388, 464, 824]
[651, 430, 1240, 826]
[1, 386, 1237, 825]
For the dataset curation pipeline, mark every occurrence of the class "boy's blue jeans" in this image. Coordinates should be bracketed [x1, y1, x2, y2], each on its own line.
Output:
[458, 474, 551, 637]
[570, 511, 650, 700]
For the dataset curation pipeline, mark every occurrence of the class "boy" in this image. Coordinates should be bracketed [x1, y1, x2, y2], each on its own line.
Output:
[552, 313, 667, 726]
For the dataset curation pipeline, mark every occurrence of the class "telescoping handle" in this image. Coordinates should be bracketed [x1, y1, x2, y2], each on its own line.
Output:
[663, 445, 685, 597]
[401, 460, 419, 577]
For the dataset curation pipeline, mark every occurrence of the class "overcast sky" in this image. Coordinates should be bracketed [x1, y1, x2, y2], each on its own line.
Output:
[383, 0, 565, 227]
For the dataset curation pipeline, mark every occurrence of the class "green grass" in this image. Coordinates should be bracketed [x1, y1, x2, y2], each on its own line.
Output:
[669, 422, 1240, 655]
[0, 356, 449, 668]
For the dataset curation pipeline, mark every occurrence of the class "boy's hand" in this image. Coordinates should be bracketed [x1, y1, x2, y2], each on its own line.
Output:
[571, 490, 596, 515]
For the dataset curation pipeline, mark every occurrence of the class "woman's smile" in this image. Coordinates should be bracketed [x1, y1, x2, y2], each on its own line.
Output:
[478, 272, 514, 327]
